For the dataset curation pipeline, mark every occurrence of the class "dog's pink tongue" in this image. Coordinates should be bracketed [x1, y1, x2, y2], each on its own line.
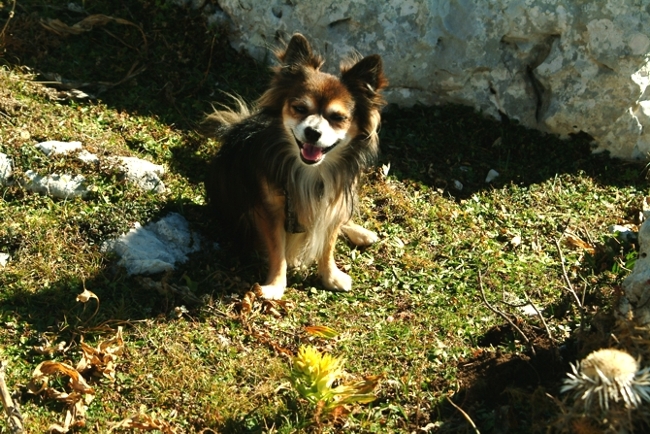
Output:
[301, 143, 323, 162]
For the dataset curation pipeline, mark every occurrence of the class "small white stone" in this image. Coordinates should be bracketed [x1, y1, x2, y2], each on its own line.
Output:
[609, 224, 636, 243]
[0, 153, 12, 186]
[518, 304, 539, 316]
[0, 253, 10, 267]
[35, 141, 82, 157]
[452, 179, 463, 191]
[77, 150, 99, 164]
[510, 235, 522, 247]
[485, 169, 499, 183]
[23, 170, 89, 199]
[110, 156, 166, 193]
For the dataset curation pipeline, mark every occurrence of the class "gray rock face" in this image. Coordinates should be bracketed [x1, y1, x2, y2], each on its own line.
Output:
[214, 0, 650, 159]
[621, 214, 650, 325]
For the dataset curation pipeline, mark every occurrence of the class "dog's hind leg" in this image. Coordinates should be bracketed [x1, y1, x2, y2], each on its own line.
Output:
[341, 222, 378, 246]
[318, 224, 353, 292]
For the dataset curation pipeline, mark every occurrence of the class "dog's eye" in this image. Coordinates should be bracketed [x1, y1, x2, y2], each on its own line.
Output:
[329, 113, 347, 122]
[293, 105, 307, 114]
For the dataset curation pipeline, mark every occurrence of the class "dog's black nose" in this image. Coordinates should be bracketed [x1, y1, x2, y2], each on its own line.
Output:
[304, 127, 321, 143]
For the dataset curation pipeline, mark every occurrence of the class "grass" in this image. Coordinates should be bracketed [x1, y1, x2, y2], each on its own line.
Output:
[0, 1, 649, 433]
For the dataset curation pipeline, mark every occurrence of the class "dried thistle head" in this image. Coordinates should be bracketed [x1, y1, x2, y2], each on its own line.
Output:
[561, 348, 650, 411]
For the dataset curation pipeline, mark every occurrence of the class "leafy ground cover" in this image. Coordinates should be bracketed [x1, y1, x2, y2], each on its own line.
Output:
[0, 1, 649, 433]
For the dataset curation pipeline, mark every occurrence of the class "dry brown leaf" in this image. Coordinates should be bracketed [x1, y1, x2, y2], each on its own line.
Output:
[251, 283, 263, 298]
[268, 299, 295, 310]
[40, 14, 146, 46]
[305, 325, 339, 339]
[33, 338, 66, 355]
[29, 360, 95, 433]
[108, 412, 177, 433]
[261, 299, 293, 318]
[240, 290, 256, 316]
[77, 326, 124, 381]
[236, 285, 294, 318]
[76, 288, 99, 304]
[29, 361, 94, 395]
[76, 287, 100, 322]
[250, 330, 294, 357]
[350, 374, 384, 395]
[563, 232, 595, 253]
[262, 302, 282, 318]
[48, 396, 91, 433]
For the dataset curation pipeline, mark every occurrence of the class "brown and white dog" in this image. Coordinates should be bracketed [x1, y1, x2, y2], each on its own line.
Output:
[203, 33, 387, 299]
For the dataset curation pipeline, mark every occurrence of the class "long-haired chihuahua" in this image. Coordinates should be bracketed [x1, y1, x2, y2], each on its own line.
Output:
[203, 33, 387, 299]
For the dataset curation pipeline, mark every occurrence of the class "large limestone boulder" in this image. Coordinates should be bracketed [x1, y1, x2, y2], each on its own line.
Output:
[212, 0, 650, 160]
[620, 199, 650, 325]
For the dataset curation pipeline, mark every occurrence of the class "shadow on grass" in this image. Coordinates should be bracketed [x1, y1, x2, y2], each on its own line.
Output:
[0, 199, 267, 327]
[379, 104, 649, 201]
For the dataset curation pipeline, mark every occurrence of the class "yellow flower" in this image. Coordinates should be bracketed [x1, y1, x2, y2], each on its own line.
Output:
[289, 345, 378, 412]
[561, 348, 650, 411]
[292, 346, 344, 403]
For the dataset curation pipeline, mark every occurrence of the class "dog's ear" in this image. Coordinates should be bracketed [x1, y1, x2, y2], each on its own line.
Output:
[277, 33, 322, 69]
[341, 55, 388, 94]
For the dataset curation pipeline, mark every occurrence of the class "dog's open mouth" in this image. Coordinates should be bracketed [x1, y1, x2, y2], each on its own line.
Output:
[296, 138, 339, 165]
[300, 142, 324, 163]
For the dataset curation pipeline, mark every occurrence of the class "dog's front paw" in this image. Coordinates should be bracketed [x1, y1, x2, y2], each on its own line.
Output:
[320, 268, 352, 292]
[255, 284, 286, 300]
[342, 223, 379, 247]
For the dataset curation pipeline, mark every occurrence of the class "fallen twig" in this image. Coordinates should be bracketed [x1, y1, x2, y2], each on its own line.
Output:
[478, 271, 535, 356]
[447, 395, 480, 434]
[553, 238, 584, 310]
[0, 361, 24, 434]
[522, 291, 555, 343]
[40, 14, 147, 51]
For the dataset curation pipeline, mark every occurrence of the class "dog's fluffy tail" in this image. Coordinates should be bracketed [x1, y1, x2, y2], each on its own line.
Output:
[199, 94, 252, 138]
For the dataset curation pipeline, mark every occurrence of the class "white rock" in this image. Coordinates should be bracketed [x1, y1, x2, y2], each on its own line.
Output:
[214, 0, 650, 160]
[101, 213, 201, 275]
[620, 218, 650, 324]
[609, 224, 636, 243]
[77, 150, 99, 164]
[23, 170, 89, 199]
[35, 141, 98, 164]
[452, 179, 463, 191]
[0, 153, 12, 186]
[0, 253, 9, 267]
[110, 156, 166, 193]
[485, 169, 500, 183]
[35, 140, 82, 156]
[518, 304, 540, 317]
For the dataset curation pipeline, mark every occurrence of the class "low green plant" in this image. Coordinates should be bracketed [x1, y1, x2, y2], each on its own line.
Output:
[289, 345, 379, 419]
